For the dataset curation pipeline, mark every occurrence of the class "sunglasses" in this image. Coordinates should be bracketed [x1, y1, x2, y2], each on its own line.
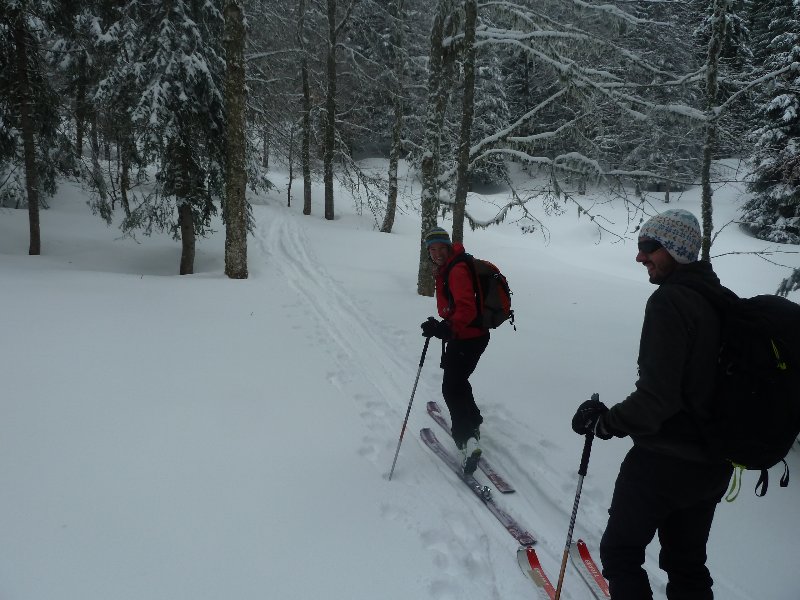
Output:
[637, 239, 663, 254]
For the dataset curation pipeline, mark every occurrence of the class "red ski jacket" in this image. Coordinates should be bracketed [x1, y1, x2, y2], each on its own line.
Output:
[434, 243, 489, 340]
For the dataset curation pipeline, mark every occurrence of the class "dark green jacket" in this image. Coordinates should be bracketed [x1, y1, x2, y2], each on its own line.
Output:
[603, 261, 735, 463]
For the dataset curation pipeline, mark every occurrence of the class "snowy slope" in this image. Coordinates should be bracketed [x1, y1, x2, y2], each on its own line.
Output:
[1, 162, 798, 600]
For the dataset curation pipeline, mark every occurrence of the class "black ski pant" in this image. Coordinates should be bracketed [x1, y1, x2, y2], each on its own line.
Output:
[440, 334, 489, 448]
[599, 445, 733, 600]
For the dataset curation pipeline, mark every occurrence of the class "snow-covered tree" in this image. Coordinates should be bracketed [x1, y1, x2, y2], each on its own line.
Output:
[742, 0, 800, 244]
[48, 1, 143, 219]
[417, 0, 461, 297]
[381, 0, 406, 234]
[96, 0, 227, 274]
[693, 0, 757, 164]
[451, 0, 477, 244]
[320, 0, 358, 221]
[470, 51, 511, 185]
[244, 0, 321, 212]
[466, 2, 707, 195]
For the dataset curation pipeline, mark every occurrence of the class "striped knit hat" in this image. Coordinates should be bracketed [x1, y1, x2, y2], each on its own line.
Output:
[425, 227, 452, 248]
[639, 209, 701, 264]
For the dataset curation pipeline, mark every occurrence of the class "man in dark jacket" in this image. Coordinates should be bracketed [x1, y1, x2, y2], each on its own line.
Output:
[571, 209, 734, 600]
[421, 226, 489, 474]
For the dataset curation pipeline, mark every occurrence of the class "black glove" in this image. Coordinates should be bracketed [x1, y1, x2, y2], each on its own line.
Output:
[421, 317, 451, 340]
[571, 398, 613, 439]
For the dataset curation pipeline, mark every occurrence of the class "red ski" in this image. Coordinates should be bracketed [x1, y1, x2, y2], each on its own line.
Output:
[517, 545, 556, 600]
[569, 539, 610, 598]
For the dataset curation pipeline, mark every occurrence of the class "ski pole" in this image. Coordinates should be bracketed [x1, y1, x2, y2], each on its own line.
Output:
[554, 392, 598, 600]
[388, 336, 431, 481]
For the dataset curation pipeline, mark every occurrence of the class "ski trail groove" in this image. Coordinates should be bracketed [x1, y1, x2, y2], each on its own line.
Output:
[252, 204, 436, 464]
[251, 203, 581, 599]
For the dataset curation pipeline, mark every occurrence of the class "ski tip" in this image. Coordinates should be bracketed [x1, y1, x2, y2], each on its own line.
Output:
[517, 545, 556, 597]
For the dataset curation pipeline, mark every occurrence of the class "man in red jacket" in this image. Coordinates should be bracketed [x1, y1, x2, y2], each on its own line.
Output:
[421, 226, 490, 474]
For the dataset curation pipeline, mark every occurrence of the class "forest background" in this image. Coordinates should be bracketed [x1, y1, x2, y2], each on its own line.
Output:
[1, 0, 799, 292]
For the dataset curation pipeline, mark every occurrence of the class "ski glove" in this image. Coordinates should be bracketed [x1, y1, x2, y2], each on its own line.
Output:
[571, 398, 614, 440]
[421, 317, 451, 340]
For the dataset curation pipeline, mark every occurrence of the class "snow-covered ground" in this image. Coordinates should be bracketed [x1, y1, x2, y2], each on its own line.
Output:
[1, 160, 798, 600]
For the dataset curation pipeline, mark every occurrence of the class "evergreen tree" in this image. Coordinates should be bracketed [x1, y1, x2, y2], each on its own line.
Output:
[96, 0, 227, 274]
[471, 49, 511, 185]
[742, 0, 800, 244]
[0, 0, 64, 254]
[49, 0, 142, 219]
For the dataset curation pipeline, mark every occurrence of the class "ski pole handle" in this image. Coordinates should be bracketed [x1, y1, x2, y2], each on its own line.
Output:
[418, 334, 431, 366]
[578, 392, 599, 476]
[578, 431, 594, 477]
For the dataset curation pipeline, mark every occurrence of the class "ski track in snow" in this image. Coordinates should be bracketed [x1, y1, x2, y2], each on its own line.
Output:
[251, 200, 599, 599]
[254, 205, 407, 443]
[250, 201, 533, 598]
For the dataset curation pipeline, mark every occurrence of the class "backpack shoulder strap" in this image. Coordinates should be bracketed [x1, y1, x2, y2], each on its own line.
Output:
[669, 278, 739, 316]
[442, 252, 474, 277]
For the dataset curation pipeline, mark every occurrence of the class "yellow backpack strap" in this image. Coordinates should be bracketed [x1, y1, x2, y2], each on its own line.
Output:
[726, 461, 789, 501]
[725, 464, 744, 502]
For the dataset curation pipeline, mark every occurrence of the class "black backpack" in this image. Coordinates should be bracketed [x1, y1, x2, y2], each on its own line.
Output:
[442, 253, 515, 330]
[683, 285, 800, 497]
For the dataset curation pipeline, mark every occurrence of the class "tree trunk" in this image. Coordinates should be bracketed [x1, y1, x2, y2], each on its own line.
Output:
[301, 63, 312, 215]
[417, 0, 458, 296]
[381, 0, 405, 234]
[323, 0, 338, 221]
[383, 112, 400, 233]
[178, 202, 196, 275]
[75, 54, 87, 168]
[298, 0, 312, 216]
[14, 12, 40, 255]
[112, 141, 120, 211]
[287, 124, 294, 207]
[223, 0, 248, 279]
[523, 55, 530, 115]
[90, 111, 107, 204]
[700, 0, 727, 262]
[268, 125, 269, 169]
[452, 0, 477, 244]
[120, 135, 132, 218]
